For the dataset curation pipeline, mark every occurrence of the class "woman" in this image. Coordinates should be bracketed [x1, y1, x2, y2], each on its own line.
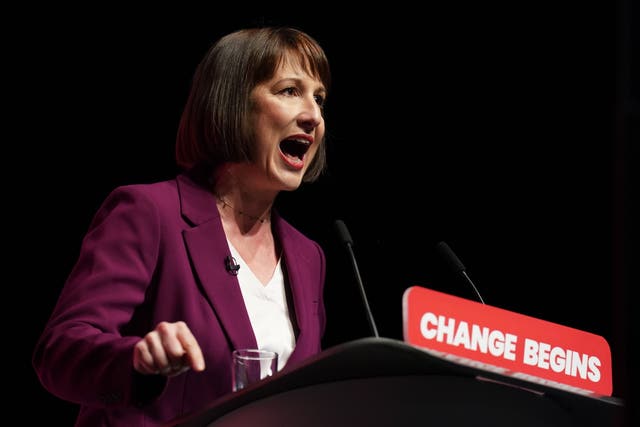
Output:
[32, 26, 330, 426]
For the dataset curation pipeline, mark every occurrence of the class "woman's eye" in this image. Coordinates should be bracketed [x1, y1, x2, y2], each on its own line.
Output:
[281, 87, 298, 96]
[279, 87, 325, 109]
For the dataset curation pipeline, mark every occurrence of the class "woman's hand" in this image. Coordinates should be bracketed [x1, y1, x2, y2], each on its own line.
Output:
[133, 321, 205, 377]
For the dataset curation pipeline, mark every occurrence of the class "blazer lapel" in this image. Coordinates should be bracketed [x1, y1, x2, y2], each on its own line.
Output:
[275, 217, 313, 361]
[177, 174, 257, 351]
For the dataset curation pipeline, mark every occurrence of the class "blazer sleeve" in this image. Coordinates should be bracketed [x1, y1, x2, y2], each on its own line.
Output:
[32, 185, 166, 407]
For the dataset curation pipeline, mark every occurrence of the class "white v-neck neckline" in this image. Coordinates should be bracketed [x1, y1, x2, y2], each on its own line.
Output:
[227, 239, 281, 287]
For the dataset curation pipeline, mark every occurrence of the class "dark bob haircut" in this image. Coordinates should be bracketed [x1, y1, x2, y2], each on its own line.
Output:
[175, 27, 331, 183]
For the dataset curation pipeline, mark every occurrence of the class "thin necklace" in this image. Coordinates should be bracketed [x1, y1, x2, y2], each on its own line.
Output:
[216, 195, 270, 223]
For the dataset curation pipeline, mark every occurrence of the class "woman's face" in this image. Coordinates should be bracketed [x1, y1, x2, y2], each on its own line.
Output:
[246, 55, 327, 192]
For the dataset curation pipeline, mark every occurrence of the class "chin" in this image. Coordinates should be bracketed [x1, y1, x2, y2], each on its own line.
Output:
[279, 175, 304, 191]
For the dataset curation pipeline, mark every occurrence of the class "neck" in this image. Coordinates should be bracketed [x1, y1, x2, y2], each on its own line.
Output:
[211, 165, 275, 225]
[215, 194, 271, 224]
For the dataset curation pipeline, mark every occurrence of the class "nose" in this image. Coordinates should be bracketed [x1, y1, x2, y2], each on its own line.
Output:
[297, 96, 323, 133]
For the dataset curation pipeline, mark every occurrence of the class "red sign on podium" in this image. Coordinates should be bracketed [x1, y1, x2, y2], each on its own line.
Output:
[402, 286, 612, 397]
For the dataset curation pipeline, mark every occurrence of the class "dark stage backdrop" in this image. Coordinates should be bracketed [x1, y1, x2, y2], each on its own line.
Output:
[10, 4, 633, 426]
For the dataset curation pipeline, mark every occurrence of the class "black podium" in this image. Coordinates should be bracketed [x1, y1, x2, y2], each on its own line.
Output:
[168, 337, 624, 427]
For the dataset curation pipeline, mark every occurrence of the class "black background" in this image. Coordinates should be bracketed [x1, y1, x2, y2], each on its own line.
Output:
[9, 4, 635, 425]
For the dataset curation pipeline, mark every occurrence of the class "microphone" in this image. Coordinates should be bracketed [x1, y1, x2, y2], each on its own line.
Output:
[334, 219, 379, 338]
[225, 255, 240, 275]
[435, 241, 486, 304]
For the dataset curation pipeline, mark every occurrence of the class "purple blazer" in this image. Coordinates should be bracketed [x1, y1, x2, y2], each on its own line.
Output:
[32, 173, 326, 426]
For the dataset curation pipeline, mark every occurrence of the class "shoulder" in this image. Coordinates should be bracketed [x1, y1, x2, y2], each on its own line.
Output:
[95, 173, 219, 228]
[108, 178, 178, 203]
[91, 177, 181, 225]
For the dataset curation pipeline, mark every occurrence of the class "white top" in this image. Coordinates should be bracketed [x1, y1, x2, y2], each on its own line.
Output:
[228, 241, 295, 371]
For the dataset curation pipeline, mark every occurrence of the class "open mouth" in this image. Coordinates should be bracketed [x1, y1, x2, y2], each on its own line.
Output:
[279, 138, 311, 166]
